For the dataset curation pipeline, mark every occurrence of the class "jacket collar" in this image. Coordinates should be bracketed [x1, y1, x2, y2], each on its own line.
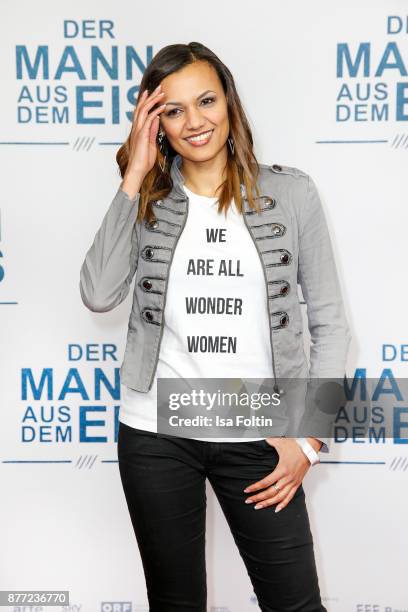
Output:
[168, 153, 187, 201]
[168, 152, 248, 202]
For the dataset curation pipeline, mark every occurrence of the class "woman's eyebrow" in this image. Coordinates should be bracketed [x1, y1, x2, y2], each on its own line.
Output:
[164, 90, 216, 106]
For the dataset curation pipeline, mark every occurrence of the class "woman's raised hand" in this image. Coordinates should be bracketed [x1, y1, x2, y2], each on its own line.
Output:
[121, 85, 166, 198]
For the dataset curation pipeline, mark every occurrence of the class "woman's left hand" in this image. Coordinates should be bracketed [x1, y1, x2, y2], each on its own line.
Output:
[243, 437, 311, 512]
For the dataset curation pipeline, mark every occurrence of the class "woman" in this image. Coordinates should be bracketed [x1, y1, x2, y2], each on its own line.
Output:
[80, 42, 351, 611]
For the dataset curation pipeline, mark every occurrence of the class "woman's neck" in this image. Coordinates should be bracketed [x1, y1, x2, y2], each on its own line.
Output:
[180, 148, 228, 198]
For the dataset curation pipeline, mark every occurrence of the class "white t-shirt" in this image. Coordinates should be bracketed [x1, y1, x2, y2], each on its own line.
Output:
[119, 185, 274, 441]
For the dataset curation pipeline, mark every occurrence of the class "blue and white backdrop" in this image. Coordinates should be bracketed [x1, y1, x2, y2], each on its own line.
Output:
[1, 1, 407, 610]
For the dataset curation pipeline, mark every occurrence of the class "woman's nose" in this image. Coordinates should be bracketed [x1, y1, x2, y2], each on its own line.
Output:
[184, 108, 206, 128]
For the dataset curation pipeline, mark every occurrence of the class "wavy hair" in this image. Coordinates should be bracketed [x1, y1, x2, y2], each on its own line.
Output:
[116, 42, 262, 223]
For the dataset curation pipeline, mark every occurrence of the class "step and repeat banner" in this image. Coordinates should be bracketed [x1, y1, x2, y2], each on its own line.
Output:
[1, 1, 407, 610]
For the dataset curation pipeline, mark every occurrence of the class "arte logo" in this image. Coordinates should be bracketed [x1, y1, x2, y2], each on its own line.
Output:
[335, 15, 408, 124]
[15, 19, 152, 125]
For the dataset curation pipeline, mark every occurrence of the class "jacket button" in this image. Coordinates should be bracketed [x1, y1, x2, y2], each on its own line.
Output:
[148, 219, 158, 229]
[280, 284, 289, 295]
[273, 384, 285, 396]
[145, 247, 154, 259]
[272, 224, 282, 235]
[272, 164, 282, 172]
[144, 310, 153, 321]
[280, 313, 289, 326]
[280, 252, 289, 264]
[142, 279, 152, 291]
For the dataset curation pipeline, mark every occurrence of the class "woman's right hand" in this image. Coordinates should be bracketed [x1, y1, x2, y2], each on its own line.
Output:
[127, 85, 166, 179]
[121, 85, 166, 198]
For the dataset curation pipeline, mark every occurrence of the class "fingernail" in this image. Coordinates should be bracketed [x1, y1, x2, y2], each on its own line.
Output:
[275, 506, 281, 513]
[245, 498, 253, 504]
[243, 488, 250, 493]
[254, 504, 263, 510]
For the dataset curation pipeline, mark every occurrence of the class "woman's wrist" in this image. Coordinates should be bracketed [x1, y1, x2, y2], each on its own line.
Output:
[120, 170, 144, 200]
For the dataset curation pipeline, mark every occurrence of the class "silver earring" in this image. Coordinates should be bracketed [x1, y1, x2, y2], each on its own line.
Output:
[157, 130, 167, 172]
[227, 136, 235, 155]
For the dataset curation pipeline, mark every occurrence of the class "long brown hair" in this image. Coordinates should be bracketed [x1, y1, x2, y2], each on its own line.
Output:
[116, 42, 262, 223]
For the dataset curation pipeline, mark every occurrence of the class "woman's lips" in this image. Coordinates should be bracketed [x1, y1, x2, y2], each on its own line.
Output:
[185, 129, 214, 147]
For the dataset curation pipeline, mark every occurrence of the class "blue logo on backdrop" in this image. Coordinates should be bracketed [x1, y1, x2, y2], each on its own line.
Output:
[336, 15, 408, 123]
[20, 343, 121, 444]
[16, 20, 152, 125]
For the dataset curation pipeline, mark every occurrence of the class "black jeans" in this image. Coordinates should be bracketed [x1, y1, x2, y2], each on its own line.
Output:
[118, 421, 327, 612]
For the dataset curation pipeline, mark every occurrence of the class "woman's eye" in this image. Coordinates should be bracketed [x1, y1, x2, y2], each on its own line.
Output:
[165, 108, 180, 117]
[165, 97, 216, 118]
[201, 96, 216, 105]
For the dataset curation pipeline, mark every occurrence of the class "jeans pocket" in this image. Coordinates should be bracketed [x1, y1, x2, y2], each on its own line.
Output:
[253, 438, 279, 453]
[255, 438, 273, 448]
[258, 439, 270, 449]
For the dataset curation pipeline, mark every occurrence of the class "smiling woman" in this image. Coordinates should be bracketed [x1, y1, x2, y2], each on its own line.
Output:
[80, 40, 350, 612]
[116, 44, 263, 218]
[150, 65, 230, 168]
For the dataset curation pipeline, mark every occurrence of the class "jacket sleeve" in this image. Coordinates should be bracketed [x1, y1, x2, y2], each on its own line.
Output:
[297, 175, 352, 453]
[79, 187, 141, 313]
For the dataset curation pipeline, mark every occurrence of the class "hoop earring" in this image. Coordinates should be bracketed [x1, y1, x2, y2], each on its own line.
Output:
[227, 136, 235, 155]
[157, 130, 167, 172]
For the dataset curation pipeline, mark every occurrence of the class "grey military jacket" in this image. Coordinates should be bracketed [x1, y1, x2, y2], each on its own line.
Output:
[79, 153, 351, 452]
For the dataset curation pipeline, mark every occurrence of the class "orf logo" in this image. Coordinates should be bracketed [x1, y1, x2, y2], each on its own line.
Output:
[101, 603, 132, 612]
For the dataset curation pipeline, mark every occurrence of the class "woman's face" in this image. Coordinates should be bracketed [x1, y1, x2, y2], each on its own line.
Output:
[158, 60, 230, 162]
